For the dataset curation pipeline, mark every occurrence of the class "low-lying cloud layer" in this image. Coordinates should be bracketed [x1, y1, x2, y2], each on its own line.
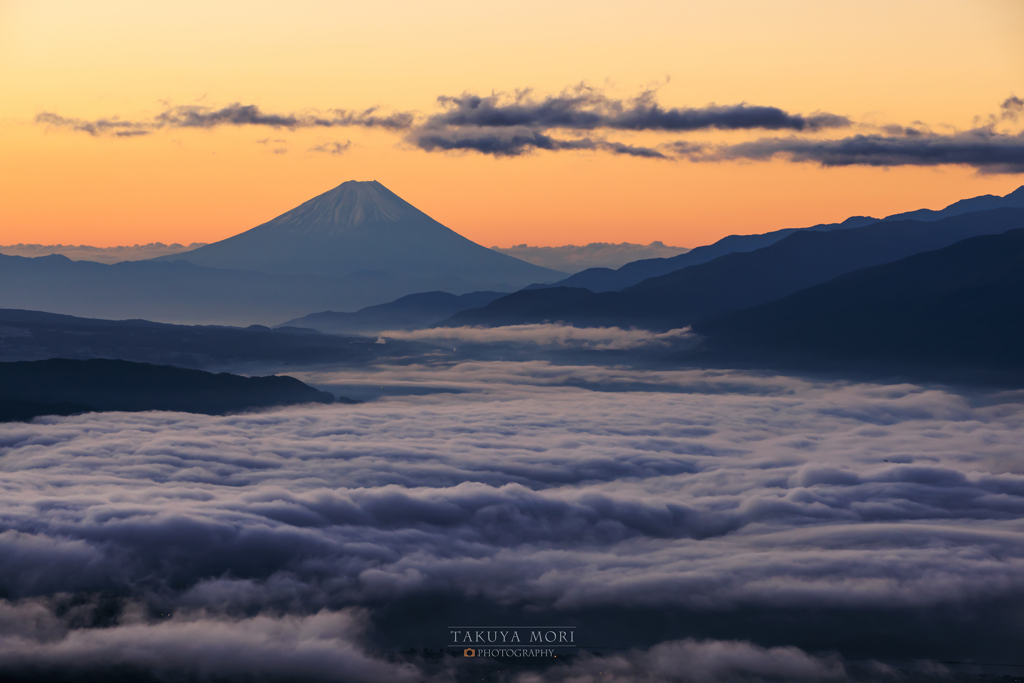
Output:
[2, 362, 1024, 679]
[0, 604, 418, 682]
[0, 242, 207, 264]
[377, 324, 698, 350]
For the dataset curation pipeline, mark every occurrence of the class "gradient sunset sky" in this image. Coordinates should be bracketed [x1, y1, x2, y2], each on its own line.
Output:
[2, 0, 1022, 248]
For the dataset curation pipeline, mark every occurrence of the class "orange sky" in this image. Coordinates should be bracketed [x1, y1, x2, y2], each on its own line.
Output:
[1, 0, 1022, 248]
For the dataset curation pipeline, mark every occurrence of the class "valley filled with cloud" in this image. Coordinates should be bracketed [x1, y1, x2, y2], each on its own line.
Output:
[3, 360, 1023, 681]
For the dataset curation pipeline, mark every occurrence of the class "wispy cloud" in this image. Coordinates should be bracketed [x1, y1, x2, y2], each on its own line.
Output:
[412, 128, 668, 158]
[36, 103, 414, 137]
[674, 127, 1024, 174]
[34, 112, 152, 137]
[1000, 95, 1023, 122]
[308, 140, 352, 155]
[377, 323, 698, 349]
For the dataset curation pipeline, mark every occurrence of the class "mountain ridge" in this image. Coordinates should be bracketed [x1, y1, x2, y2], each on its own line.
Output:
[0, 358, 337, 418]
[547, 185, 1024, 293]
[279, 290, 508, 335]
[444, 207, 1024, 330]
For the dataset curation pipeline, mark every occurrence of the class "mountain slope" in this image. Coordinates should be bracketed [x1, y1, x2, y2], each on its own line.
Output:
[882, 185, 1024, 223]
[0, 307, 394, 370]
[557, 215, 877, 292]
[161, 180, 563, 286]
[695, 228, 1024, 373]
[552, 185, 1024, 293]
[445, 207, 1024, 330]
[280, 290, 507, 335]
[0, 358, 336, 417]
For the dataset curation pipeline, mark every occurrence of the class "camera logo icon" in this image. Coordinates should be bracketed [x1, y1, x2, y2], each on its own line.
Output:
[463, 648, 476, 657]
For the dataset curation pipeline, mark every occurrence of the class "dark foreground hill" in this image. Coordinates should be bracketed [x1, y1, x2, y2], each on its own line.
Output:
[0, 358, 337, 421]
[0, 399, 91, 422]
[695, 228, 1024, 378]
[281, 290, 506, 335]
[447, 207, 1024, 331]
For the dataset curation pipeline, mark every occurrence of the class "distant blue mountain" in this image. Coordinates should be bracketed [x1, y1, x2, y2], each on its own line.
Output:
[548, 185, 1024, 293]
[0, 253, 518, 326]
[280, 290, 507, 334]
[555, 215, 877, 293]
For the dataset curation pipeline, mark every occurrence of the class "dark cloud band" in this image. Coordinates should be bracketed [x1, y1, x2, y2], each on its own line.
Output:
[406, 87, 850, 158]
[424, 89, 850, 133]
[33, 89, 1024, 172]
[675, 128, 1024, 173]
[413, 128, 667, 158]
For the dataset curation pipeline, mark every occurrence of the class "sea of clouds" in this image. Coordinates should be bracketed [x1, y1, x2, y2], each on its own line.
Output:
[376, 324, 698, 350]
[2, 361, 1023, 681]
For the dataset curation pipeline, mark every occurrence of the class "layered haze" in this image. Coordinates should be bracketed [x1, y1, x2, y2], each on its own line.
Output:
[0, 242, 207, 264]
[491, 241, 689, 272]
[0, 181, 564, 325]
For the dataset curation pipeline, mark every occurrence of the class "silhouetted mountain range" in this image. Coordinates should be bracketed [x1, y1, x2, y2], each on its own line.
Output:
[695, 228, 1024, 376]
[0, 358, 337, 421]
[550, 186, 1024, 292]
[280, 291, 506, 335]
[0, 308, 407, 370]
[555, 215, 877, 292]
[882, 185, 1024, 222]
[446, 207, 1024, 330]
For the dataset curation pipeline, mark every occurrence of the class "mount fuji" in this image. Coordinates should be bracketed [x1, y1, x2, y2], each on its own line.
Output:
[157, 180, 562, 286]
[0, 181, 563, 325]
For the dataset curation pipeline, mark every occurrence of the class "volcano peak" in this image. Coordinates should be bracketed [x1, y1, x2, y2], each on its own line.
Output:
[156, 180, 564, 285]
[270, 180, 424, 233]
